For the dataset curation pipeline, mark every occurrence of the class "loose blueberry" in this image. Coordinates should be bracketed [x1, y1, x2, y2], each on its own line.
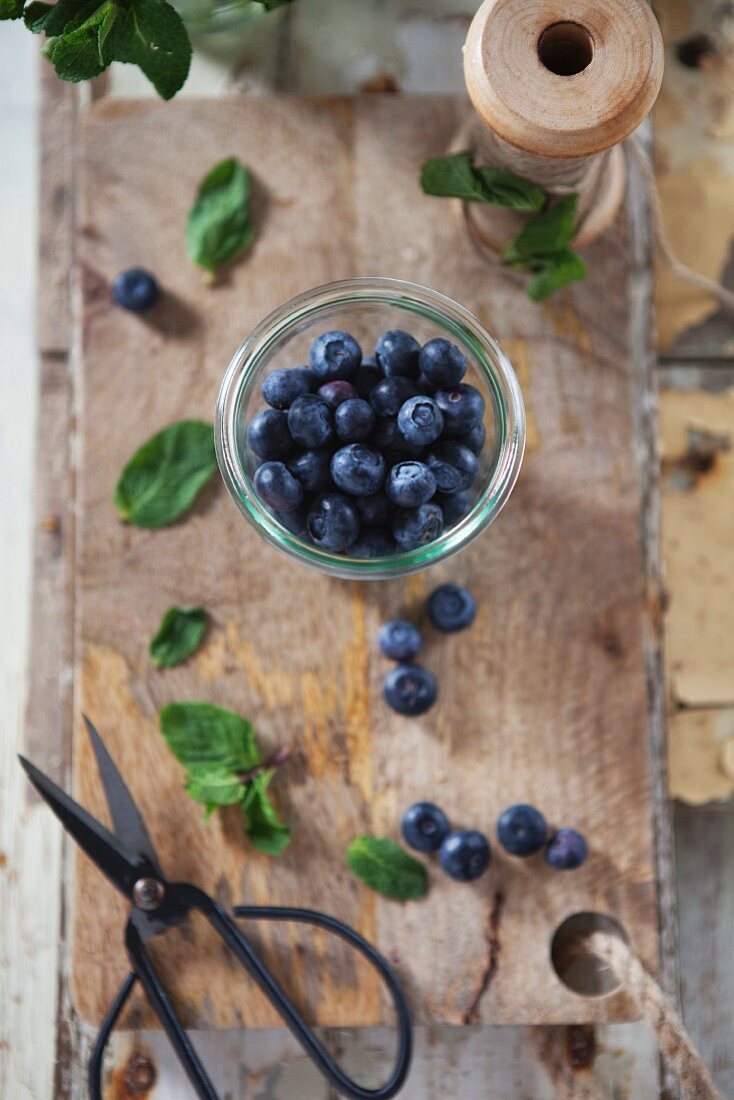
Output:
[427, 583, 476, 632]
[247, 409, 294, 461]
[370, 377, 421, 418]
[386, 462, 437, 508]
[426, 440, 478, 493]
[357, 491, 392, 527]
[306, 492, 360, 551]
[436, 490, 472, 526]
[459, 422, 486, 456]
[287, 394, 334, 449]
[254, 461, 304, 513]
[383, 664, 437, 716]
[402, 801, 450, 853]
[261, 367, 313, 409]
[418, 338, 467, 387]
[397, 396, 445, 447]
[353, 358, 384, 399]
[350, 529, 395, 558]
[439, 830, 491, 882]
[318, 380, 358, 409]
[288, 449, 333, 493]
[379, 620, 422, 661]
[392, 502, 444, 550]
[497, 804, 548, 857]
[435, 384, 486, 435]
[331, 444, 386, 496]
[545, 828, 588, 871]
[112, 268, 159, 312]
[375, 329, 421, 378]
[335, 398, 376, 442]
[309, 330, 362, 381]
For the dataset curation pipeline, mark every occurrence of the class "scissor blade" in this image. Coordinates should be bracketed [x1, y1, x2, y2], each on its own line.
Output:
[18, 755, 147, 900]
[84, 716, 163, 877]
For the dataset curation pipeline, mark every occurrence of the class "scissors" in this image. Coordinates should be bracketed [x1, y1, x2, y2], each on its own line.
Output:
[19, 717, 412, 1100]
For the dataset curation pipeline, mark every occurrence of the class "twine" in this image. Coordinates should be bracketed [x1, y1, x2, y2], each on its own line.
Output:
[535, 932, 724, 1100]
[451, 115, 734, 312]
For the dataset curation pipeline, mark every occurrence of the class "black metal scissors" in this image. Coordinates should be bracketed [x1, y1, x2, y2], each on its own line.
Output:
[19, 717, 412, 1100]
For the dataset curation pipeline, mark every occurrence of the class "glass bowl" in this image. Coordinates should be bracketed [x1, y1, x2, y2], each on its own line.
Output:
[215, 278, 525, 580]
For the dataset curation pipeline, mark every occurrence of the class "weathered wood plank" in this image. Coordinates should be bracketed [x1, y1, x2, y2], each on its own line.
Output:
[38, 62, 76, 355]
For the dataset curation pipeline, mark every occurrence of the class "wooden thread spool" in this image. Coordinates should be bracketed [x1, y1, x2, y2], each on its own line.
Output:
[462, 0, 664, 249]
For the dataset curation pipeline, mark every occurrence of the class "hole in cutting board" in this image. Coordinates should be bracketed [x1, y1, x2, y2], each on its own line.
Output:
[537, 22, 594, 75]
[550, 911, 628, 996]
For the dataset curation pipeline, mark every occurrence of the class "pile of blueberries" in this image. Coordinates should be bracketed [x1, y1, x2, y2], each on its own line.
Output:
[246, 329, 487, 556]
[402, 801, 588, 882]
[380, 583, 476, 716]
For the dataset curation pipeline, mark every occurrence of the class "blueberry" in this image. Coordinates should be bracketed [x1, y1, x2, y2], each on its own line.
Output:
[335, 398, 376, 442]
[437, 490, 472, 526]
[545, 828, 588, 871]
[330, 444, 386, 497]
[402, 802, 450, 852]
[383, 664, 437, 716]
[439, 830, 491, 881]
[372, 417, 424, 460]
[309, 330, 362, 381]
[261, 367, 313, 409]
[497, 804, 548, 857]
[112, 268, 159, 312]
[357, 491, 392, 527]
[350, 529, 395, 558]
[370, 377, 420, 418]
[287, 394, 334, 448]
[435, 384, 486, 435]
[418, 338, 467, 387]
[271, 505, 309, 537]
[375, 329, 421, 378]
[254, 461, 304, 513]
[426, 441, 478, 493]
[386, 462, 437, 508]
[427, 583, 476, 632]
[379, 620, 422, 661]
[306, 492, 360, 551]
[247, 409, 294, 461]
[397, 396, 445, 447]
[392, 502, 444, 550]
[354, 359, 384, 399]
[318, 380, 358, 409]
[459, 422, 486, 456]
[288, 449, 333, 492]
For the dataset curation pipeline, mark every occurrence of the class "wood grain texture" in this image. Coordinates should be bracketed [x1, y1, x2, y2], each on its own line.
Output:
[70, 95, 660, 1031]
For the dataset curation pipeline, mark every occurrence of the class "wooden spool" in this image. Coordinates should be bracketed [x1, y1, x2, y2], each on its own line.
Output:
[463, 0, 664, 248]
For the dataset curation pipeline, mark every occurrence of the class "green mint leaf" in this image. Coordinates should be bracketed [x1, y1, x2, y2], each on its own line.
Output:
[421, 152, 545, 212]
[24, 1, 54, 30]
[160, 701, 261, 774]
[187, 157, 254, 275]
[113, 419, 217, 528]
[507, 193, 578, 259]
[253, 0, 295, 8]
[41, 0, 98, 34]
[523, 248, 587, 301]
[347, 837, 428, 901]
[242, 770, 291, 856]
[101, 0, 191, 100]
[185, 764, 246, 808]
[1, 0, 26, 20]
[150, 605, 208, 668]
[46, 1, 114, 81]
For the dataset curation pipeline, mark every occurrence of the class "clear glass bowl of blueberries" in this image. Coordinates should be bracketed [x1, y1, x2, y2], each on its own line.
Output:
[215, 278, 525, 579]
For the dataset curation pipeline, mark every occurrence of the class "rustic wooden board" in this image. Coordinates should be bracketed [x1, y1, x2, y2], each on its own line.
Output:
[71, 95, 660, 1031]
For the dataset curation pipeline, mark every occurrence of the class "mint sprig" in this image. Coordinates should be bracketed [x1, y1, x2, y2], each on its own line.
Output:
[160, 702, 291, 855]
[420, 151, 587, 301]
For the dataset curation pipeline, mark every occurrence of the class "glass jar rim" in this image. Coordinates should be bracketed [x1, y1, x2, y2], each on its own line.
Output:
[215, 277, 526, 579]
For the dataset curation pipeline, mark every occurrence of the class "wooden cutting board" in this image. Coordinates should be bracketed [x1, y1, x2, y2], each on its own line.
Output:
[70, 95, 661, 1030]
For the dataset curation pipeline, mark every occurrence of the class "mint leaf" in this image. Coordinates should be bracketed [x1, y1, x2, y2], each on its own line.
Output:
[186, 764, 246, 807]
[41, 0, 97, 34]
[523, 248, 587, 301]
[254, 0, 295, 8]
[24, 1, 54, 30]
[242, 770, 291, 855]
[187, 158, 254, 275]
[1, 0, 26, 20]
[114, 419, 217, 528]
[506, 194, 578, 259]
[150, 605, 208, 668]
[160, 701, 261, 773]
[347, 837, 428, 901]
[46, 1, 114, 82]
[102, 0, 191, 100]
[421, 152, 544, 213]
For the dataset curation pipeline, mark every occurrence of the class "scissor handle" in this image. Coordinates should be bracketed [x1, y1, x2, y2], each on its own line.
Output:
[89, 885, 411, 1100]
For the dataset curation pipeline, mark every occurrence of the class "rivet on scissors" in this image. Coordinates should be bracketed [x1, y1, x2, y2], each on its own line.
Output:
[133, 877, 165, 911]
